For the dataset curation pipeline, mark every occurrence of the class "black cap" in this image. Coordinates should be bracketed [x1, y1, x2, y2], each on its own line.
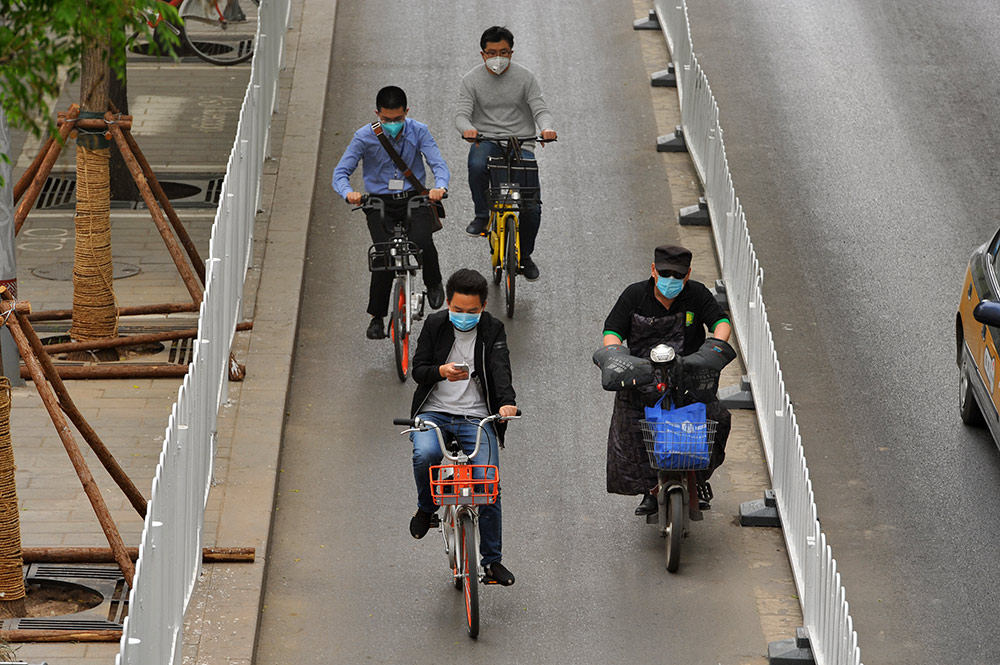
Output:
[654, 245, 692, 273]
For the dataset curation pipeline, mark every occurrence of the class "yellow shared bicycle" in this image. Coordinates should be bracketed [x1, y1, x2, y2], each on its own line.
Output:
[477, 135, 554, 318]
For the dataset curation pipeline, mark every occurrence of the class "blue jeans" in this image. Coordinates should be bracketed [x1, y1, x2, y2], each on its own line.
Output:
[467, 142, 541, 258]
[411, 412, 502, 566]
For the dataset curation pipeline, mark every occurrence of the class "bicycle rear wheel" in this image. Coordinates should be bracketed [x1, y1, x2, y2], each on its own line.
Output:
[181, 0, 257, 65]
[459, 513, 479, 638]
[390, 278, 409, 382]
[503, 218, 518, 318]
[665, 489, 683, 573]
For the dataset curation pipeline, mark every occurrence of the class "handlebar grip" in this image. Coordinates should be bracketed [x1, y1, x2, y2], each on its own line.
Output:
[514, 408, 522, 416]
[393, 418, 414, 427]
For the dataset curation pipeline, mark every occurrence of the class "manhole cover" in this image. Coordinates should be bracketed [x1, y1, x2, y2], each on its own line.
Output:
[31, 262, 141, 281]
[33, 174, 223, 209]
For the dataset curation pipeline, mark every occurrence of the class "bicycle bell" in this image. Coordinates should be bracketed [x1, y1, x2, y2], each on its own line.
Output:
[649, 344, 676, 364]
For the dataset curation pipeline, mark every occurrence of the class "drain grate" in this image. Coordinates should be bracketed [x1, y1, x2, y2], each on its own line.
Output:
[36, 176, 76, 209]
[169, 337, 194, 365]
[0, 564, 129, 630]
[32, 173, 225, 209]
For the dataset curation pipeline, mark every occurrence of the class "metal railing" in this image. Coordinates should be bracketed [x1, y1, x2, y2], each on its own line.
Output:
[116, 1, 290, 662]
[651, 2, 863, 663]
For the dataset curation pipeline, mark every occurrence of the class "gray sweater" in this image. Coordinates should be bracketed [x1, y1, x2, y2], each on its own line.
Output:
[455, 62, 555, 141]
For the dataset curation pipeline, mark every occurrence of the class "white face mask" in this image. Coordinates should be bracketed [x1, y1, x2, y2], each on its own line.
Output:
[485, 56, 510, 75]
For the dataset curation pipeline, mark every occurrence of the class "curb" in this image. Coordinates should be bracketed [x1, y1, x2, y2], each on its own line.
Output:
[189, 0, 336, 661]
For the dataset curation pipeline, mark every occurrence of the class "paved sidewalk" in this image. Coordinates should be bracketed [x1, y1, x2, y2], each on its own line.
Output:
[6, 1, 330, 662]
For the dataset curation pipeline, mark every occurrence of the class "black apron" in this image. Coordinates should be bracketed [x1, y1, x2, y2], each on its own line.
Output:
[605, 313, 685, 496]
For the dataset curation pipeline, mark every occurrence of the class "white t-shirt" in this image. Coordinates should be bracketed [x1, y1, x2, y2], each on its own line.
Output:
[422, 328, 489, 417]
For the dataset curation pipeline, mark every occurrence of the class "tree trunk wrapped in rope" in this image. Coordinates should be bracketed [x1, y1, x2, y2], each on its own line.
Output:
[69, 123, 118, 343]
[0, 378, 26, 618]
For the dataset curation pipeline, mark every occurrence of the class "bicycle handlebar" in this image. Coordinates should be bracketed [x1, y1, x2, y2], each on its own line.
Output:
[352, 192, 448, 213]
[464, 134, 556, 144]
[394, 410, 522, 461]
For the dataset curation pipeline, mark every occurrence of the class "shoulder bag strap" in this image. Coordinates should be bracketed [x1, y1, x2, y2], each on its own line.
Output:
[371, 122, 428, 193]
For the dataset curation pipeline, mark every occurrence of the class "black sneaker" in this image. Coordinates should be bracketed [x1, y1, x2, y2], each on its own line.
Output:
[520, 256, 540, 281]
[465, 218, 488, 237]
[426, 282, 444, 309]
[634, 493, 658, 515]
[484, 561, 515, 586]
[696, 481, 713, 510]
[366, 316, 386, 340]
[409, 509, 437, 539]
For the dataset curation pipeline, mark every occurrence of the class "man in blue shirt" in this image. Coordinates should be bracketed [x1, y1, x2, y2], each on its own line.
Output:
[333, 86, 450, 340]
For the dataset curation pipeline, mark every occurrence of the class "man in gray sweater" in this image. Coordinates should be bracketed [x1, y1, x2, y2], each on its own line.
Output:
[455, 26, 557, 281]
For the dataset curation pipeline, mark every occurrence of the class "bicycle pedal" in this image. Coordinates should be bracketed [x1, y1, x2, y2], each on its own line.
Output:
[429, 514, 440, 529]
[697, 500, 711, 511]
[690, 508, 705, 521]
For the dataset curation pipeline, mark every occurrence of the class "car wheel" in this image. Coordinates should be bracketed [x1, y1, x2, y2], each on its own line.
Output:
[960, 362, 985, 427]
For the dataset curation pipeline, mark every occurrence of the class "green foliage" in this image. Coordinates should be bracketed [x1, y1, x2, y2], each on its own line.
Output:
[0, 0, 181, 138]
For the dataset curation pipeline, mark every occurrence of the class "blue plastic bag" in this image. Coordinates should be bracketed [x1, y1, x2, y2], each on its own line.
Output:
[643, 396, 711, 470]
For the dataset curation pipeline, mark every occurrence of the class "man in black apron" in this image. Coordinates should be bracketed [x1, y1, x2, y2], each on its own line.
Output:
[600, 245, 734, 516]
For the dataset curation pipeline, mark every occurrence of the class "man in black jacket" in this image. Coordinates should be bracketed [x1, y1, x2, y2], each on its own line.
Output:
[408, 268, 518, 586]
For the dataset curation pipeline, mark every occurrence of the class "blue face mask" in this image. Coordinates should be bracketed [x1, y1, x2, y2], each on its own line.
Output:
[656, 275, 685, 299]
[449, 311, 481, 332]
[381, 120, 404, 138]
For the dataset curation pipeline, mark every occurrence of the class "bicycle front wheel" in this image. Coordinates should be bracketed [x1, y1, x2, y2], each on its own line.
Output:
[181, 0, 258, 65]
[665, 489, 683, 573]
[390, 278, 409, 382]
[503, 218, 518, 318]
[459, 513, 479, 638]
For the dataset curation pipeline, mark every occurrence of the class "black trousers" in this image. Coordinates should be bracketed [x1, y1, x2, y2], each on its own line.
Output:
[364, 196, 442, 318]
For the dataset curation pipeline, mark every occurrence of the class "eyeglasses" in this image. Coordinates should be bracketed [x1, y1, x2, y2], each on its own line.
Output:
[483, 49, 512, 58]
[657, 269, 686, 279]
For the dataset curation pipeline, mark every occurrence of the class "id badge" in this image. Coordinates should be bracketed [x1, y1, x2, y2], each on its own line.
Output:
[388, 179, 405, 191]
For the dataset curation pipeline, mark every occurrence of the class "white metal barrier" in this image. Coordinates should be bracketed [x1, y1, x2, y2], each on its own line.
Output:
[651, 2, 863, 663]
[116, 1, 290, 663]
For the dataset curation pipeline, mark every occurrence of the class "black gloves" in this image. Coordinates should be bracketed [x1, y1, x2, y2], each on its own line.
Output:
[682, 337, 736, 373]
[592, 344, 655, 391]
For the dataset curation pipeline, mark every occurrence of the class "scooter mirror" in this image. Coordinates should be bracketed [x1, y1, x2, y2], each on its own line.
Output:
[649, 344, 676, 363]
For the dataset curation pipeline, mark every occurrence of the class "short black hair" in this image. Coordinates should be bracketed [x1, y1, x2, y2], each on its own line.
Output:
[480, 26, 514, 51]
[376, 86, 407, 111]
[446, 268, 488, 305]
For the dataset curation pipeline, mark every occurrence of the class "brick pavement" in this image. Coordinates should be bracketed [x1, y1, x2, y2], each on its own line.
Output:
[4, 0, 325, 662]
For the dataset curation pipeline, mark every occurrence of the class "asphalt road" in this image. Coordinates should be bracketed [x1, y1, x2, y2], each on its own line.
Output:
[686, 2, 1000, 663]
[253, 1, 797, 663]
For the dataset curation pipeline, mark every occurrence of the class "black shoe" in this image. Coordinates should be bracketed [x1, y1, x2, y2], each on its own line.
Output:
[427, 282, 444, 309]
[484, 561, 515, 586]
[409, 509, 437, 539]
[635, 493, 658, 516]
[519, 256, 540, 281]
[465, 218, 488, 237]
[696, 481, 713, 510]
[366, 316, 386, 340]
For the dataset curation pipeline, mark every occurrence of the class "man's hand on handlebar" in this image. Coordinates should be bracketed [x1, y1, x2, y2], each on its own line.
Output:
[346, 191, 363, 205]
[429, 187, 446, 202]
[439, 362, 470, 382]
[540, 129, 557, 143]
[462, 129, 480, 142]
[498, 404, 518, 419]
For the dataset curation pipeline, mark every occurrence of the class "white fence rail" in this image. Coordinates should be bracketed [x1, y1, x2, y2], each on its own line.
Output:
[116, 1, 290, 663]
[651, 2, 863, 663]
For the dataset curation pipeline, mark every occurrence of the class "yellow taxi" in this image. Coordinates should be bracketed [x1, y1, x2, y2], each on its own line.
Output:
[957, 231, 1000, 433]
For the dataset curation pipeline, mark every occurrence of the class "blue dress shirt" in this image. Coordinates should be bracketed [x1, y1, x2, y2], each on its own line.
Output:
[332, 118, 451, 199]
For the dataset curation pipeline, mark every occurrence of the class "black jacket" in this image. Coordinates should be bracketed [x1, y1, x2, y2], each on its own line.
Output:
[410, 310, 517, 443]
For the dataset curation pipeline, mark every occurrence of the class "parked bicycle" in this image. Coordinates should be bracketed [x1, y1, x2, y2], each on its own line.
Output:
[356, 194, 441, 381]
[471, 135, 554, 318]
[133, 0, 259, 66]
[393, 411, 520, 638]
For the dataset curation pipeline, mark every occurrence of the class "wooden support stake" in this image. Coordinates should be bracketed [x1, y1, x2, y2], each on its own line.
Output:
[121, 125, 206, 284]
[0, 629, 122, 642]
[0, 303, 135, 585]
[39, 321, 253, 355]
[19, 364, 189, 380]
[27, 301, 200, 322]
[22, 546, 255, 564]
[107, 123, 203, 304]
[14, 105, 79, 235]
[13, 313, 148, 517]
[13, 135, 53, 204]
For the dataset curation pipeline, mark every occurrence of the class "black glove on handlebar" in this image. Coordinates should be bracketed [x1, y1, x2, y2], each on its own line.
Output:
[592, 344, 655, 391]
[683, 337, 737, 373]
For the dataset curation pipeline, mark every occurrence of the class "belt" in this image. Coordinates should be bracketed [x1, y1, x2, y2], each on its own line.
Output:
[375, 190, 417, 201]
